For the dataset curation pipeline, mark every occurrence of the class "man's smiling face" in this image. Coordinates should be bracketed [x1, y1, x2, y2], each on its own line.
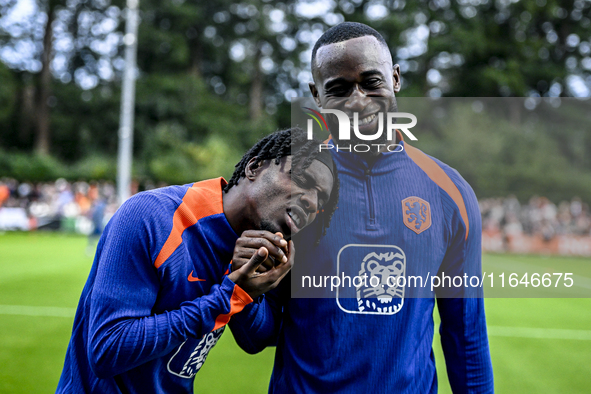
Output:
[309, 35, 401, 151]
[249, 156, 333, 240]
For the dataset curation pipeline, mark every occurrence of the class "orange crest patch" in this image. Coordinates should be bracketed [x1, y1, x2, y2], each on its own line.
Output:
[402, 197, 432, 235]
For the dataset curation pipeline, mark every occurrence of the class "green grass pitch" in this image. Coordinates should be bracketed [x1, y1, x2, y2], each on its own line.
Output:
[0, 232, 589, 393]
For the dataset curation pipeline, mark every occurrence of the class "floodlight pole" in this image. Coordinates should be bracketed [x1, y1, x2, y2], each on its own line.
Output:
[117, 0, 140, 204]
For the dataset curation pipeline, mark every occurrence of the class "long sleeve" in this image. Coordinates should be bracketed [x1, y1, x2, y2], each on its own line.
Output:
[229, 274, 288, 354]
[87, 194, 251, 378]
[436, 169, 494, 393]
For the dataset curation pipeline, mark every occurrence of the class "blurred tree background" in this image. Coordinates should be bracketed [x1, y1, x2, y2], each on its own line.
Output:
[0, 0, 589, 202]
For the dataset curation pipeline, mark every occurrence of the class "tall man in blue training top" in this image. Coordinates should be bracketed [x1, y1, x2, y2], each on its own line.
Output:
[56, 128, 339, 394]
[230, 22, 494, 393]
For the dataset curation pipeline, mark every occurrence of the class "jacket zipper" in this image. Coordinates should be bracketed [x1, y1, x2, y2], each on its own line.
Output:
[365, 168, 376, 226]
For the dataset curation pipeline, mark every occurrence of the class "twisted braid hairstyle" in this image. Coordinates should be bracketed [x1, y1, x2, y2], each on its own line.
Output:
[224, 127, 339, 242]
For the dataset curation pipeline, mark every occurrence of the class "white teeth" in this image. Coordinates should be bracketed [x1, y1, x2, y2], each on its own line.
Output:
[288, 211, 301, 227]
[359, 114, 376, 125]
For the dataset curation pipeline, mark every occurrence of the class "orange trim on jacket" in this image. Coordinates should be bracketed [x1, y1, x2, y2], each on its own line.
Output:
[212, 284, 253, 331]
[154, 177, 226, 269]
[404, 144, 470, 239]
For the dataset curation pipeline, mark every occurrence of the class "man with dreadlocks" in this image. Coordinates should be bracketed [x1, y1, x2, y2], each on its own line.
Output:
[56, 127, 338, 394]
[230, 22, 494, 393]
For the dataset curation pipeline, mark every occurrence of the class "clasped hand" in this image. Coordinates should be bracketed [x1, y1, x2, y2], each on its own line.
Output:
[227, 230, 293, 299]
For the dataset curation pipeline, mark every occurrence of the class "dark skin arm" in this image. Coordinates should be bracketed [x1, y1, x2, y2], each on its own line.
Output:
[228, 232, 294, 300]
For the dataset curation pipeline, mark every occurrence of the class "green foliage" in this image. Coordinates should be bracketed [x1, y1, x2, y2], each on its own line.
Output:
[142, 122, 242, 184]
[0, 0, 589, 201]
[133, 73, 276, 183]
[50, 84, 121, 162]
[0, 149, 67, 182]
[414, 100, 591, 203]
[0, 63, 16, 125]
[0, 150, 118, 182]
[423, 0, 591, 97]
[134, 74, 257, 148]
[74, 154, 117, 180]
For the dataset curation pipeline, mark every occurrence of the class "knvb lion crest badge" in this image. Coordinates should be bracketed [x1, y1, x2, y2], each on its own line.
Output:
[335, 244, 406, 315]
[402, 196, 431, 234]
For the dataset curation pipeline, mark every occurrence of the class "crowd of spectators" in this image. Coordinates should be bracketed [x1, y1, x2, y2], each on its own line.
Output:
[480, 195, 591, 240]
[0, 177, 163, 233]
[1, 178, 590, 241]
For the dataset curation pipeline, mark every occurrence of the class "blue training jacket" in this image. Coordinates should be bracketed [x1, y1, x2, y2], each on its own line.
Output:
[57, 178, 251, 393]
[230, 136, 494, 393]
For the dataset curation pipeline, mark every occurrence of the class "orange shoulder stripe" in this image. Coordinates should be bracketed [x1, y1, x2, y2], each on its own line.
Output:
[212, 285, 252, 331]
[404, 144, 470, 240]
[154, 177, 226, 269]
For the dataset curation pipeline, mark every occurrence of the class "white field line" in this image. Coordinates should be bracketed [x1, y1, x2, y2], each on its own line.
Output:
[0, 304, 76, 318]
[487, 326, 591, 340]
[1, 305, 590, 340]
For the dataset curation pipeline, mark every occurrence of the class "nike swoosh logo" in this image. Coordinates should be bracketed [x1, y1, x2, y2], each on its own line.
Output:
[188, 271, 206, 282]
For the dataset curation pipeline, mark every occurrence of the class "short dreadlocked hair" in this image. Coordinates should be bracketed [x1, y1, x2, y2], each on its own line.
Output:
[224, 127, 339, 241]
[311, 22, 391, 69]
